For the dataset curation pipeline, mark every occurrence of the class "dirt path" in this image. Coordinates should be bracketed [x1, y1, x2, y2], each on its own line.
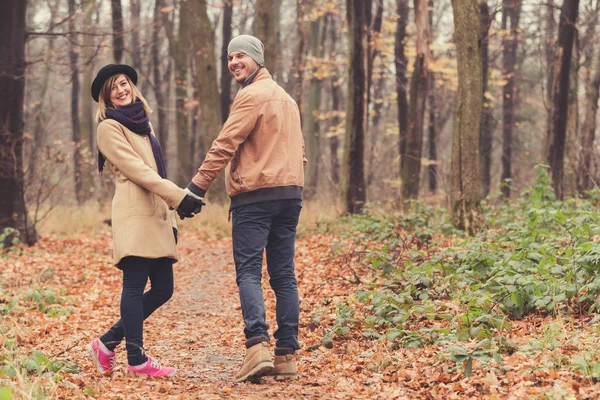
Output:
[78, 231, 350, 399]
[1, 229, 395, 399]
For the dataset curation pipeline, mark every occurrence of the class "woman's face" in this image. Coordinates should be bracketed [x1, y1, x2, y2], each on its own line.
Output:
[109, 74, 133, 107]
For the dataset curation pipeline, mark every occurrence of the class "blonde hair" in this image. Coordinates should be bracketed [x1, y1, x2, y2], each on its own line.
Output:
[95, 74, 152, 123]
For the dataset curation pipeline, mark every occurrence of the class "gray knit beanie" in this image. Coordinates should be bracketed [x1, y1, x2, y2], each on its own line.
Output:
[227, 35, 265, 66]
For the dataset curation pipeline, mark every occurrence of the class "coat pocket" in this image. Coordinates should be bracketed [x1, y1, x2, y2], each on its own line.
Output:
[128, 183, 156, 216]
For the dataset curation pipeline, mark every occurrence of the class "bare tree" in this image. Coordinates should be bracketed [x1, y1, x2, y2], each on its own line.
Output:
[0, 0, 37, 245]
[328, 13, 342, 186]
[220, 0, 233, 122]
[479, 0, 493, 197]
[395, 0, 409, 175]
[130, 0, 142, 72]
[293, 0, 308, 122]
[152, 0, 170, 171]
[500, 0, 521, 198]
[256, 0, 281, 79]
[366, 0, 384, 188]
[401, 0, 430, 200]
[304, 6, 328, 196]
[69, 0, 84, 204]
[189, 0, 226, 201]
[546, 0, 579, 199]
[164, 0, 194, 186]
[80, 0, 97, 196]
[578, 1, 600, 192]
[450, 0, 483, 234]
[111, 0, 124, 63]
[545, 0, 556, 114]
[344, 0, 371, 213]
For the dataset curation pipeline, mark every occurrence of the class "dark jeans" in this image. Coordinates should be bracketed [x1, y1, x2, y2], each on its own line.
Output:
[232, 199, 302, 351]
[100, 256, 174, 366]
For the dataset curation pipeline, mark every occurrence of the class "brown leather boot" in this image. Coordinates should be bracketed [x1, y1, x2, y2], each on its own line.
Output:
[272, 354, 297, 380]
[234, 342, 274, 382]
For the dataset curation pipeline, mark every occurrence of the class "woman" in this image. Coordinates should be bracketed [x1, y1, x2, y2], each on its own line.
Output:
[85, 64, 202, 377]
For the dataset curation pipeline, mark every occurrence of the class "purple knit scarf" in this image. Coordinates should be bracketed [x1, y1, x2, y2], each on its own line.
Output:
[98, 101, 167, 179]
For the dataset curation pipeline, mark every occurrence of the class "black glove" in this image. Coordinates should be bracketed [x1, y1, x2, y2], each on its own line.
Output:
[176, 194, 205, 220]
[173, 228, 178, 244]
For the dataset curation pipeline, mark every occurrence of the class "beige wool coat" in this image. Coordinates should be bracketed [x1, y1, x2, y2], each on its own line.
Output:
[97, 119, 186, 266]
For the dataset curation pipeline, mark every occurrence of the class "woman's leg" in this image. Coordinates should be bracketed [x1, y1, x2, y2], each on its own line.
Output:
[100, 257, 173, 364]
[145, 258, 174, 317]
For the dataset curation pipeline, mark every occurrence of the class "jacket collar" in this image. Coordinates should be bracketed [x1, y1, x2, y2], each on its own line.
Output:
[241, 67, 271, 89]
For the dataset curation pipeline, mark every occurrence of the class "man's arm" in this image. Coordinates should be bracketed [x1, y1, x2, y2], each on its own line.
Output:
[187, 91, 258, 197]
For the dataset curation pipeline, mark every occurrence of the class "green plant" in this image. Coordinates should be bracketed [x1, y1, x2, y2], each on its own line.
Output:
[0, 228, 20, 251]
[24, 289, 69, 315]
[446, 339, 502, 377]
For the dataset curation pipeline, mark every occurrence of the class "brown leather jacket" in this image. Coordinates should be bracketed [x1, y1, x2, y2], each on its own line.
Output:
[190, 68, 306, 208]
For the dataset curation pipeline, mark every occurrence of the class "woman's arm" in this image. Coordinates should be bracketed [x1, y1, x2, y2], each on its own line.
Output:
[97, 119, 186, 209]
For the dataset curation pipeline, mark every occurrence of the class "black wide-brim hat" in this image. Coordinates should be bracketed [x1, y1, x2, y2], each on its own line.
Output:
[91, 64, 138, 102]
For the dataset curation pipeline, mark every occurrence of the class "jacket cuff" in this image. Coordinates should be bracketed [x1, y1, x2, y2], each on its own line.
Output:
[187, 182, 206, 198]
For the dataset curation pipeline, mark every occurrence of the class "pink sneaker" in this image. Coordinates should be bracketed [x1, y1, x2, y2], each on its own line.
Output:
[86, 338, 116, 374]
[126, 356, 176, 377]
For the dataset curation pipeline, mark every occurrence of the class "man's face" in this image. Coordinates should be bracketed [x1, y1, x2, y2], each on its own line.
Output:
[228, 51, 259, 84]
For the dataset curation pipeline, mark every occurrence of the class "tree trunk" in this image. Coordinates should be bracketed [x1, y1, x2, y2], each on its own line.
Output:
[29, 0, 59, 184]
[69, 0, 84, 205]
[366, 0, 384, 188]
[111, 0, 124, 63]
[152, 0, 169, 172]
[578, 2, 600, 193]
[344, 0, 370, 214]
[500, 0, 521, 199]
[579, 56, 600, 193]
[220, 0, 233, 122]
[329, 14, 342, 186]
[428, 71, 437, 194]
[479, 0, 493, 197]
[427, 0, 437, 194]
[0, 0, 37, 245]
[256, 0, 281, 79]
[395, 0, 409, 172]
[293, 0, 307, 123]
[304, 12, 328, 196]
[130, 0, 142, 72]
[80, 0, 96, 196]
[545, 0, 556, 113]
[565, 34, 579, 195]
[546, 0, 579, 199]
[401, 0, 430, 201]
[190, 0, 226, 202]
[450, 0, 484, 234]
[166, 0, 193, 186]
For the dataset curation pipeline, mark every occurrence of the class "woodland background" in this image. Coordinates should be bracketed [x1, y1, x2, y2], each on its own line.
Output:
[3, 0, 600, 399]
[0, 0, 597, 240]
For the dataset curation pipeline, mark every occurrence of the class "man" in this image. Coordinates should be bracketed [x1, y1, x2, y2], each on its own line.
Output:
[185, 35, 306, 382]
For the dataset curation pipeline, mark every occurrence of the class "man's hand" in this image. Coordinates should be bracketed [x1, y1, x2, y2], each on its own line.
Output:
[176, 194, 205, 220]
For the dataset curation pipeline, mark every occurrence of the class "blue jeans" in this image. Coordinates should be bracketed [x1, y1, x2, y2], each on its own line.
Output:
[232, 199, 302, 351]
[100, 256, 174, 365]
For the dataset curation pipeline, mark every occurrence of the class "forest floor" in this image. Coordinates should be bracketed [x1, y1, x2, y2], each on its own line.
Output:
[2, 223, 600, 399]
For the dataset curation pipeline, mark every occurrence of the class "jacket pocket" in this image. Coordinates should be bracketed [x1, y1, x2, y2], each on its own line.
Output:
[128, 183, 156, 216]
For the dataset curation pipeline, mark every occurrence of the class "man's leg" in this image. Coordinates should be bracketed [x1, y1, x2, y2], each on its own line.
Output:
[232, 202, 273, 344]
[232, 202, 277, 381]
[266, 199, 302, 352]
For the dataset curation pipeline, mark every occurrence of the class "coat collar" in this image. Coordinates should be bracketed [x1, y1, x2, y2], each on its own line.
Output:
[241, 68, 272, 89]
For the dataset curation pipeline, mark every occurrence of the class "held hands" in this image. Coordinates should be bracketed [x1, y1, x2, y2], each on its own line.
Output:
[176, 189, 205, 220]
